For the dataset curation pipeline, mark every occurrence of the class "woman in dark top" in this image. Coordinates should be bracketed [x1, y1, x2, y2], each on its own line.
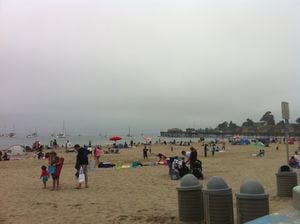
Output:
[75, 144, 89, 189]
[190, 147, 198, 170]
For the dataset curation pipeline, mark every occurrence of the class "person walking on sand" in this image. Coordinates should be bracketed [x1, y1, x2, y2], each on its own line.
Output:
[75, 144, 89, 189]
[40, 165, 50, 189]
[52, 156, 64, 190]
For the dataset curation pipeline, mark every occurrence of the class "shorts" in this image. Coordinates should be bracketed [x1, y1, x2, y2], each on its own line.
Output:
[52, 174, 60, 180]
[81, 165, 88, 176]
[42, 176, 49, 183]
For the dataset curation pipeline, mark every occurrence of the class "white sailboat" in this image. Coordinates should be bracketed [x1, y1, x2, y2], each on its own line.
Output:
[26, 129, 38, 138]
[126, 127, 132, 137]
[57, 121, 67, 138]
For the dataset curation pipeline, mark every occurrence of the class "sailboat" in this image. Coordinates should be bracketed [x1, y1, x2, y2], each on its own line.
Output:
[8, 125, 16, 138]
[126, 127, 132, 137]
[57, 121, 67, 138]
[26, 129, 38, 138]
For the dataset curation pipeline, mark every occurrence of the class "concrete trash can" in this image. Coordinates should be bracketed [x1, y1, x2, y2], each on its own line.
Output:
[177, 174, 204, 223]
[236, 180, 269, 224]
[203, 176, 233, 224]
[276, 165, 298, 197]
[293, 185, 300, 210]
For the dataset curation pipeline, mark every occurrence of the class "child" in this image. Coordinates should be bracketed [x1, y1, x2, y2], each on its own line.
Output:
[52, 157, 64, 190]
[40, 165, 50, 189]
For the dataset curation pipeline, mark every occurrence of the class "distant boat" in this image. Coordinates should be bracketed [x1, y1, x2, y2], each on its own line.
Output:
[8, 126, 16, 138]
[26, 132, 38, 138]
[26, 129, 38, 138]
[57, 133, 66, 138]
[8, 132, 16, 138]
[126, 127, 132, 137]
[57, 121, 68, 138]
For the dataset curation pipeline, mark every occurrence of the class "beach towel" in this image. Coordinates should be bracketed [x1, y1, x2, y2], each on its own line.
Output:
[98, 162, 115, 168]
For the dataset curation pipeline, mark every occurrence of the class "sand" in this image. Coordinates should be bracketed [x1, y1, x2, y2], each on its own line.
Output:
[0, 142, 299, 224]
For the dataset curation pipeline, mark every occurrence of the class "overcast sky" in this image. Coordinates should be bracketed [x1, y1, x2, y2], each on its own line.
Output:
[0, 0, 299, 136]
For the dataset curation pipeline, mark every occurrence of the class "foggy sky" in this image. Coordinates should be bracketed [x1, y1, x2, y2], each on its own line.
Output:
[0, 0, 299, 136]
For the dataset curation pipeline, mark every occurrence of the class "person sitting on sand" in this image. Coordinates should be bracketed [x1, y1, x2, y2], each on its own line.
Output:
[289, 156, 298, 168]
[181, 150, 191, 164]
[294, 151, 300, 167]
[157, 153, 167, 164]
[2, 152, 9, 160]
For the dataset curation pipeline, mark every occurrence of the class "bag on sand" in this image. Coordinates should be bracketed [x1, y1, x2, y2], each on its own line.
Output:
[78, 166, 85, 183]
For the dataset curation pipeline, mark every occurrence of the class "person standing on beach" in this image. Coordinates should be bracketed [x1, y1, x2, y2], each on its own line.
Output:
[53, 157, 64, 190]
[75, 144, 89, 189]
[190, 147, 198, 171]
[40, 165, 50, 189]
[143, 146, 148, 160]
[204, 144, 208, 157]
[94, 145, 102, 166]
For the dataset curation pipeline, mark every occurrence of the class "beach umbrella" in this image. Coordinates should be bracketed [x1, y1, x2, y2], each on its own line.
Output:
[109, 136, 122, 142]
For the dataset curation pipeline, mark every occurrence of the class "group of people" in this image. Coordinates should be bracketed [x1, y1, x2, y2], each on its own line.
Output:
[181, 147, 198, 170]
[39, 144, 90, 190]
[40, 151, 64, 190]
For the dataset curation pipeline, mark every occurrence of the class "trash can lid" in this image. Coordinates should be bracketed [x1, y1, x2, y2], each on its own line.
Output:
[278, 165, 292, 172]
[240, 180, 265, 194]
[179, 174, 201, 188]
[207, 176, 229, 190]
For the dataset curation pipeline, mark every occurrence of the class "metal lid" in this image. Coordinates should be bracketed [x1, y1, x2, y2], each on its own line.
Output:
[207, 176, 229, 190]
[278, 165, 292, 172]
[240, 180, 265, 194]
[177, 174, 202, 191]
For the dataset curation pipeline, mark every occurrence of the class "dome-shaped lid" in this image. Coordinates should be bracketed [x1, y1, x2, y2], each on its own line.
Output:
[240, 180, 265, 194]
[207, 176, 229, 190]
[180, 174, 201, 187]
[278, 165, 292, 172]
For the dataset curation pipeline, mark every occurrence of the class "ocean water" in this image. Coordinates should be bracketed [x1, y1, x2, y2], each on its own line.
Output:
[0, 135, 202, 149]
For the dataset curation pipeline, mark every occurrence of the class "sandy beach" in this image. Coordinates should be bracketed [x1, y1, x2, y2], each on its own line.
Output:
[0, 142, 299, 224]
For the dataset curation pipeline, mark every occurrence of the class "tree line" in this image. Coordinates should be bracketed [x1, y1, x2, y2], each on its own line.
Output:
[215, 111, 300, 136]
